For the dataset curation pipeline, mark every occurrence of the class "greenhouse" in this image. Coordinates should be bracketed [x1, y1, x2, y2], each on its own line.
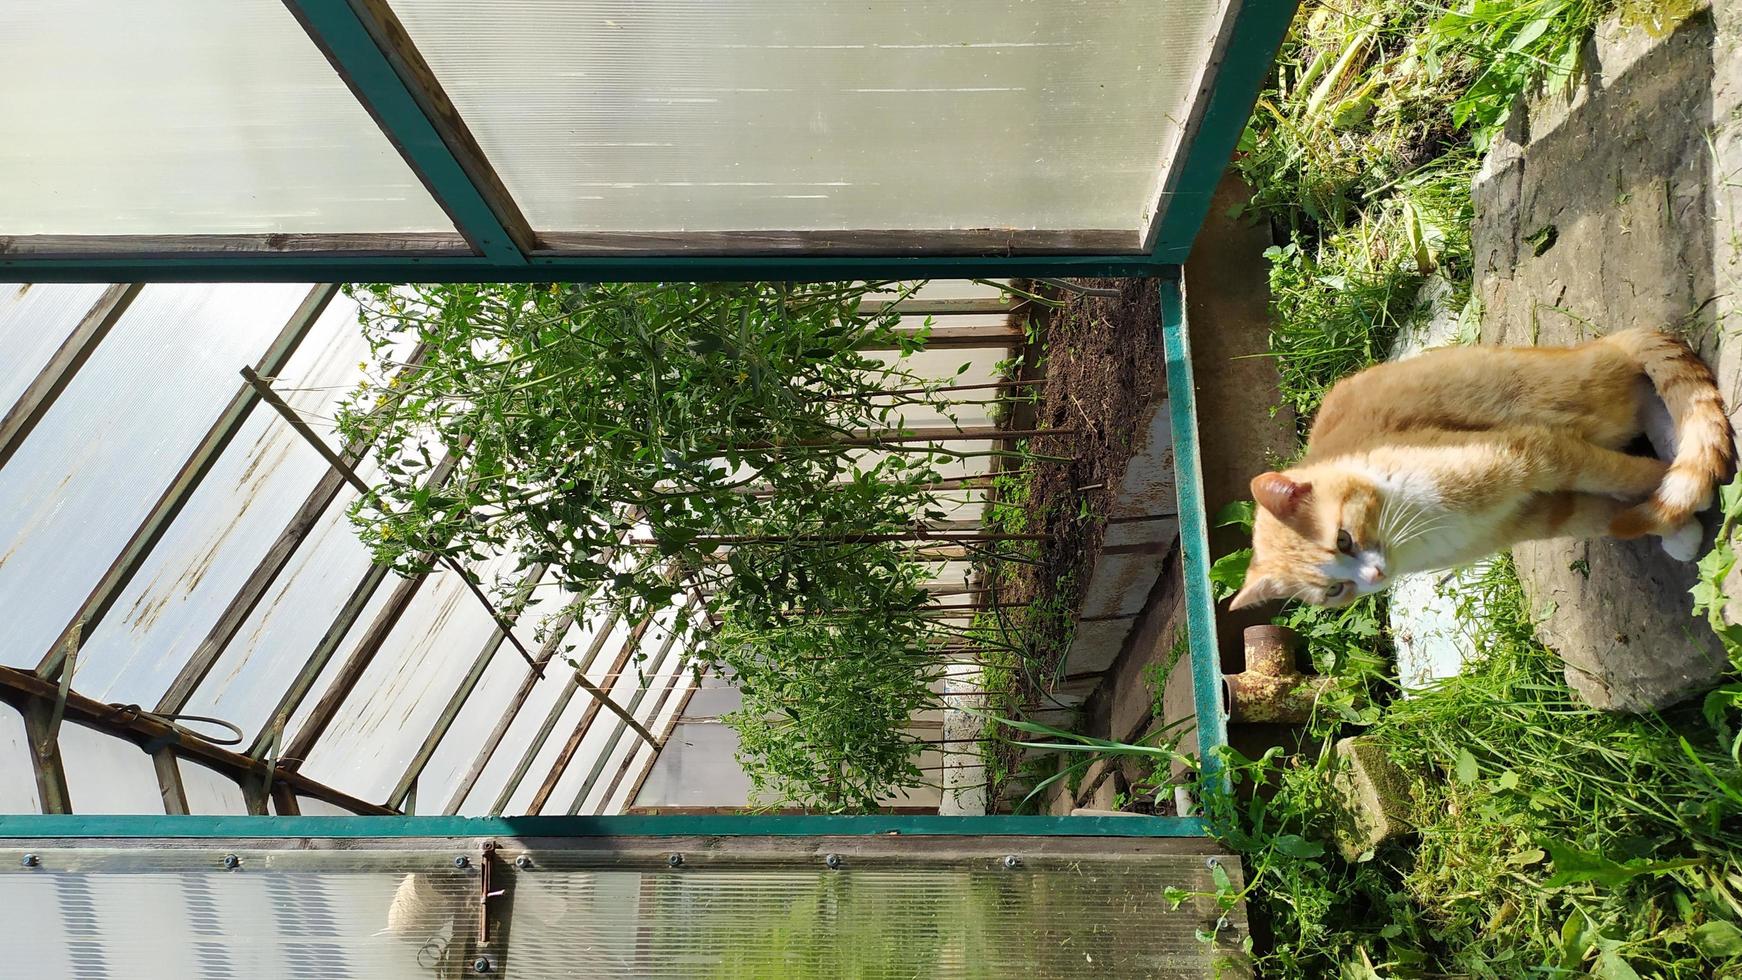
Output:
[0, 0, 1302, 976]
[21, 0, 1739, 978]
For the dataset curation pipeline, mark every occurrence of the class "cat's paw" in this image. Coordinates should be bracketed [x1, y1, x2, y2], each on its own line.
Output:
[1660, 520, 1705, 561]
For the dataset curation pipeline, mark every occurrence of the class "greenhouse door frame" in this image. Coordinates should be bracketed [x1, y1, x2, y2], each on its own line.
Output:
[0, 269, 1226, 842]
[0, 0, 1297, 842]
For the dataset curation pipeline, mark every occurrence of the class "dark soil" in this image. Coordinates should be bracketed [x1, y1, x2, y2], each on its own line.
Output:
[985, 276, 1167, 714]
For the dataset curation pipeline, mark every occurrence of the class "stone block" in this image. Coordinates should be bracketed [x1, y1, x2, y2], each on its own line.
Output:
[1330, 736, 1416, 861]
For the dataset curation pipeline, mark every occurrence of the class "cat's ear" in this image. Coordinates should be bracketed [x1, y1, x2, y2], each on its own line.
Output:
[1228, 574, 1279, 610]
[1251, 471, 1311, 520]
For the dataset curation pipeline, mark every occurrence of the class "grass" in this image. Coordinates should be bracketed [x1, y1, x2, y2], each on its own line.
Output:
[1207, 0, 1742, 976]
[1218, 560, 1742, 977]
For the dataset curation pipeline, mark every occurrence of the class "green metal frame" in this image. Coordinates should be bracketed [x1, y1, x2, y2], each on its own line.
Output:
[0, 0, 1293, 840]
[0, 276, 1227, 841]
[0, 0, 1297, 283]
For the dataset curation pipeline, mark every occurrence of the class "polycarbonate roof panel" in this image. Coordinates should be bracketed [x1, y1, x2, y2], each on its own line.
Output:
[57, 723, 164, 814]
[0, 284, 110, 411]
[74, 293, 370, 707]
[0, 283, 307, 666]
[0, 703, 41, 814]
[387, 0, 1228, 237]
[0, 0, 453, 236]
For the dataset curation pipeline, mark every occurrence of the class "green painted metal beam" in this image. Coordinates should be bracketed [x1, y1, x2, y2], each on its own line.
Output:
[280, 0, 529, 263]
[0, 813, 1209, 839]
[1160, 270, 1231, 810]
[1149, 0, 1299, 261]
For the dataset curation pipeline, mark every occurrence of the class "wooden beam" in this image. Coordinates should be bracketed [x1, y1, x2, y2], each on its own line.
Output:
[0, 233, 468, 257]
[152, 749, 190, 815]
[0, 667, 392, 815]
[564, 614, 690, 815]
[524, 614, 659, 814]
[487, 609, 626, 815]
[590, 654, 699, 816]
[272, 564, 432, 765]
[18, 698, 71, 814]
[36, 285, 337, 679]
[154, 349, 429, 714]
[611, 671, 704, 815]
[0, 284, 139, 474]
[857, 296, 1014, 317]
[857, 323, 1022, 351]
[534, 228, 1139, 256]
[386, 564, 548, 809]
[733, 425, 1069, 449]
[441, 609, 579, 815]
[280, 0, 533, 262]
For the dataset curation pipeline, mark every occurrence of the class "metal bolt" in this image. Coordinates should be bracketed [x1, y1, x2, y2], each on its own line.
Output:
[1204, 857, 1220, 869]
[667, 853, 684, 868]
[453, 855, 471, 869]
[222, 854, 240, 870]
[1216, 915, 1232, 933]
[1003, 854, 1022, 870]
[472, 956, 493, 974]
[824, 853, 843, 870]
[514, 855, 534, 870]
[20, 854, 39, 868]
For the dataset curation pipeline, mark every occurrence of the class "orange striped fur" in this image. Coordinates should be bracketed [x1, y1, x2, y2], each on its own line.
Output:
[1231, 328, 1735, 610]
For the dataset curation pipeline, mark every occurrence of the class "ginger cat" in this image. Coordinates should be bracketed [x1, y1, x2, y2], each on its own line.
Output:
[1231, 328, 1735, 609]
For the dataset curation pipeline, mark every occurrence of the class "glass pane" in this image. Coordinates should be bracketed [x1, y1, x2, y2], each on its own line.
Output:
[1, 0, 453, 236]
[0, 283, 307, 666]
[0, 843, 1246, 979]
[412, 572, 580, 812]
[0, 701, 42, 814]
[634, 721, 754, 809]
[388, 0, 1228, 236]
[292, 553, 522, 804]
[57, 723, 164, 814]
[177, 758, 249, 815]
[75, 294, 374, 707]
[466, 614, 630, 816]
[0, 283, 110, 416]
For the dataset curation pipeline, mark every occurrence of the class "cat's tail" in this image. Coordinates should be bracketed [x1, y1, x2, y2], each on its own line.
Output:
[1603, 328, 1735, 539]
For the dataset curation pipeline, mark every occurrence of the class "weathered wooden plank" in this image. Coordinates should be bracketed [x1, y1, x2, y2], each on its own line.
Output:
[0, 233, 469, 256]
[534, 228, 1140, 256]
[0, 283, 139, 473]
[36, 284, 338, 679]
[0, 667, 391, 814]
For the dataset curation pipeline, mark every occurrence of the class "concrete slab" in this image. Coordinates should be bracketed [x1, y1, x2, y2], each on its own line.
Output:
[1103, 516, 1181, 549]
[1107, 401, 1177, 520]
[1080, 552, 1163, 619]
[1472, 2, 1739, 710]
[1061, 617, 1139, 676]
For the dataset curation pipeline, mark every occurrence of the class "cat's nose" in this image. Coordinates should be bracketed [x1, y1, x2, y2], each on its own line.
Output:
[1362, 567, 1386, 584]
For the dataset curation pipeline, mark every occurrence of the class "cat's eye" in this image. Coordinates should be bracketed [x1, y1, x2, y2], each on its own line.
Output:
[1336, 530, 1354, 554]
[1325, 582, 1348, 599]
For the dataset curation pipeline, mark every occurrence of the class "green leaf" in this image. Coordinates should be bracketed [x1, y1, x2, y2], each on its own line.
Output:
[1694, 921, 1742, 958]
[1271, 834, 1325, 859]
[1213, 500, 1256, 530]
[1593, 950, 1643, 980]
[1543, 840, 1702, 889]
[1454, 748, 1479, 784]
[1209, 549, 1253, 598]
